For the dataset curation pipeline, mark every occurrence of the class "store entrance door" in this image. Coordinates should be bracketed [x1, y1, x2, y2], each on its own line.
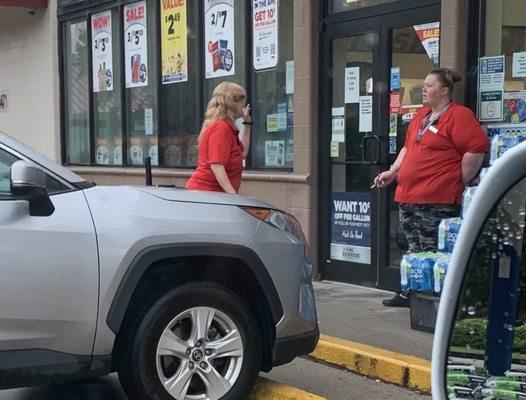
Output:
[319, 5, 440, 290]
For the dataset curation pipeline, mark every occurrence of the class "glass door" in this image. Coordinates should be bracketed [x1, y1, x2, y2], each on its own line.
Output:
[321, 17, 382, 286]
[320, 6, 441, 289]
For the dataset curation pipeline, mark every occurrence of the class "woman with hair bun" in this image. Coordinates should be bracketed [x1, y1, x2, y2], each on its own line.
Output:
[186, 82, 251, 194]
[373, 68, 490, 307]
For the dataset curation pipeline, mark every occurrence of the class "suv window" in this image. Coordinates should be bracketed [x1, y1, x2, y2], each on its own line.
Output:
[0, 148, 18, 198]
[0, 147, 71, 199]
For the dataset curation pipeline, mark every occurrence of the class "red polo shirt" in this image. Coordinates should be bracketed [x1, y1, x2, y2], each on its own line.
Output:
[185, 119, 244, 193]
[395, 101, 489, 205]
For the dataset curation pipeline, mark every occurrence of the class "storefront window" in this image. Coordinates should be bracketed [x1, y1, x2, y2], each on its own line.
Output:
[331, 0, 398, 14]
[476, 0, 526, 125]
[64, 19, 90, 164]
[159, 0, 201, 168]
[251, 0, 294, 169]
[92, 8, 122, 166]
[125, 0, 159, 166]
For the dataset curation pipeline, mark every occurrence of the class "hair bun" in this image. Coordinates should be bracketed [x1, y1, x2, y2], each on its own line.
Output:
[451, 73, 461, 84]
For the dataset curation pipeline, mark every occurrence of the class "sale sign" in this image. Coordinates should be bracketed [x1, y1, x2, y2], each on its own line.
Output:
[204, 0, 235, 79]
[253, 0, 278, 70]
[161, 0, 188, 84]
[124, 2, 148, 88]
[414, 22, 440, 68]
[91, 10, 114, 92]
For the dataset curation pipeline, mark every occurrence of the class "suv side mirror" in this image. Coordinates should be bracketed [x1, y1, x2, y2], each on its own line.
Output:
[10, 160, 54, 217]
[432, 143, 526, 400]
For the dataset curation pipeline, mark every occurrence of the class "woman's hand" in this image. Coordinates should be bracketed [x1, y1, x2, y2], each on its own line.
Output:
[241, 104, 251, 123]
[373, 170, 397, 188]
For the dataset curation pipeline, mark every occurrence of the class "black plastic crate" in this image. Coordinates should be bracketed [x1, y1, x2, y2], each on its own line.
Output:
[410, 292, 440, 333]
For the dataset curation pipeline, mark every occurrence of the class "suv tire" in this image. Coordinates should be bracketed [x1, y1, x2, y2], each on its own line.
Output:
[118, 282, 262, 400]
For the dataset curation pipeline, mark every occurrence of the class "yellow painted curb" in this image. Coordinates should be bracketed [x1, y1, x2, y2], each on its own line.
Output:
[250, 377, 327, 400]
[309, 334, 431, 393]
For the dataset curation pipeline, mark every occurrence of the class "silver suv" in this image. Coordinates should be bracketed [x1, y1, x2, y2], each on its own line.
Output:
[0, 132, 319, 400]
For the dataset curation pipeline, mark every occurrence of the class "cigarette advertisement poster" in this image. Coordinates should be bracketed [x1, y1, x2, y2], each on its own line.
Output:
[265, 140, 285, 167]
[91, 10, 114, 92]
[253, 0, 278, 71]
[330, 192, 371, 265]
[204, 0, 235, 79]
[124, 2, 148, 88]
[503, 92, 526, 123]
[479, 56, 505, 122]
[413, 22, 440, 68]
[161, 0, 188, 84]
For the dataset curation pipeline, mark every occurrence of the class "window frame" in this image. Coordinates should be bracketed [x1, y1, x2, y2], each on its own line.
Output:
[59, 0, 293, 171]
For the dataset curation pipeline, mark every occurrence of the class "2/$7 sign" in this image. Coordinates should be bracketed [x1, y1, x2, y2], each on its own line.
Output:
[330, 192, 372, 265]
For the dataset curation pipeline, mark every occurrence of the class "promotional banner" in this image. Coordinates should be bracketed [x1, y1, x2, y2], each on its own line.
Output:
[124, 2, 148, 88]
[253, 0, 278, 70]
[204, 0, 235, 79]
[161, 0, 188, 84]
[330, 192, 372, 265]
[413, 22, 440, 68]
[91, 10, 114, 92]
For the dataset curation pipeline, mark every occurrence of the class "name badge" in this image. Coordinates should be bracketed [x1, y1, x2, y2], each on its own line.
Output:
[428, 125, 439, 134]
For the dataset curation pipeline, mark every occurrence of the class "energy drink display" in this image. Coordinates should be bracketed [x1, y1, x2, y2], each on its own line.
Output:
[446, 365, 526, 400]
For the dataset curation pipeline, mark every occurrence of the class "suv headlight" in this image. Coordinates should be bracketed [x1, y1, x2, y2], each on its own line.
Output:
[241, 207, 308, 248]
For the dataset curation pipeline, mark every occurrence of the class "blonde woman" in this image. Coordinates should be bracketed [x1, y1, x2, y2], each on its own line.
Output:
[186, 82, 251, 194]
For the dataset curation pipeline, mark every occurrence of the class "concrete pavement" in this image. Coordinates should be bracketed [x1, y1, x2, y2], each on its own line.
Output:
[314, 281, 434, 360]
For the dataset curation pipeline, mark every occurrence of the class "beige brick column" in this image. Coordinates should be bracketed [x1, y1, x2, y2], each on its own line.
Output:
[440, 0, 470, 103]
[291, 0, 319, 273]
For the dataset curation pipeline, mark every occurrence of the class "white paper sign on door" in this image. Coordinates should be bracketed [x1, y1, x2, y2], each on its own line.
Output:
[359, 96, 372, 132]
[331, 107, 345, 142]
[204, 0, 235, 79]
[253, 0, 278, 70]
[92, 10, 114, 92]
[513, 52, 526, 78]
[124, 2, 148, 88]
[345, 67, 359, 104]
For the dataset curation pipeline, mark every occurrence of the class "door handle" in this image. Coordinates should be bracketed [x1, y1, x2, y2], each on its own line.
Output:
[362, 134, 380, 164]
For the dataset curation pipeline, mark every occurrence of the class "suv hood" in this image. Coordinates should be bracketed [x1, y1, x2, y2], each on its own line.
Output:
[135, 186, 278, 209]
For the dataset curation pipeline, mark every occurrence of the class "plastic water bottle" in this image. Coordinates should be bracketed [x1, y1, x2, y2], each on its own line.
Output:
[400, 254, 413, 291]
[438, 219, 448, 252]
[410, 256, 423, 291]
[421, 255, 436, 292]
[462, 188, 477, 219]
[490, 135, 500, 165]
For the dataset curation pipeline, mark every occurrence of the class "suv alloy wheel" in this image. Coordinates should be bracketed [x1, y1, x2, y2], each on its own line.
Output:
[118, 283, 262, 400]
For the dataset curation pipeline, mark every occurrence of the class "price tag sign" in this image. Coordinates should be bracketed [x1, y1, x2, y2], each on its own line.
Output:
[124, 2, 148, 88]
[161, 0, 188, 84]
[204, 0, 235, 79]
[91, 10, 114, 92]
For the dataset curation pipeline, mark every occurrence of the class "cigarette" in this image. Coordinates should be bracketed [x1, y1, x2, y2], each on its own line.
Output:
[370, 184, 376, 189]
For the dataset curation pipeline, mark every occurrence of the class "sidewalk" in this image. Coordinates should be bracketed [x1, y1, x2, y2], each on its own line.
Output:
[314, 280, 434, 360]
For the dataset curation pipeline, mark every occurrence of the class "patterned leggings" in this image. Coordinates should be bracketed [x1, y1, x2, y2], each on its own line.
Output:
[399, 204, 461, 253]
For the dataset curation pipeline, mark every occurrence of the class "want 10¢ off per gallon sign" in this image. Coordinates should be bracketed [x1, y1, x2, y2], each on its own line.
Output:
[331, 192, 372, 265]
[204, 0, 235, 78]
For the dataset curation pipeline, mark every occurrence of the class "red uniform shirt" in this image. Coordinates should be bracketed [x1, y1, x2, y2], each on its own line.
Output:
[395, 101, 489, 205]
[185, 119, 244, 193]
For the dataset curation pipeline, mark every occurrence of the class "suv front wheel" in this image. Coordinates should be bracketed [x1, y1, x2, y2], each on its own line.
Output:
[118, 283, 262, 400]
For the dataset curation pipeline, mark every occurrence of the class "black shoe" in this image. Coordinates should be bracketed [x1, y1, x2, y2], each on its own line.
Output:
[382, 293, 410, 307]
